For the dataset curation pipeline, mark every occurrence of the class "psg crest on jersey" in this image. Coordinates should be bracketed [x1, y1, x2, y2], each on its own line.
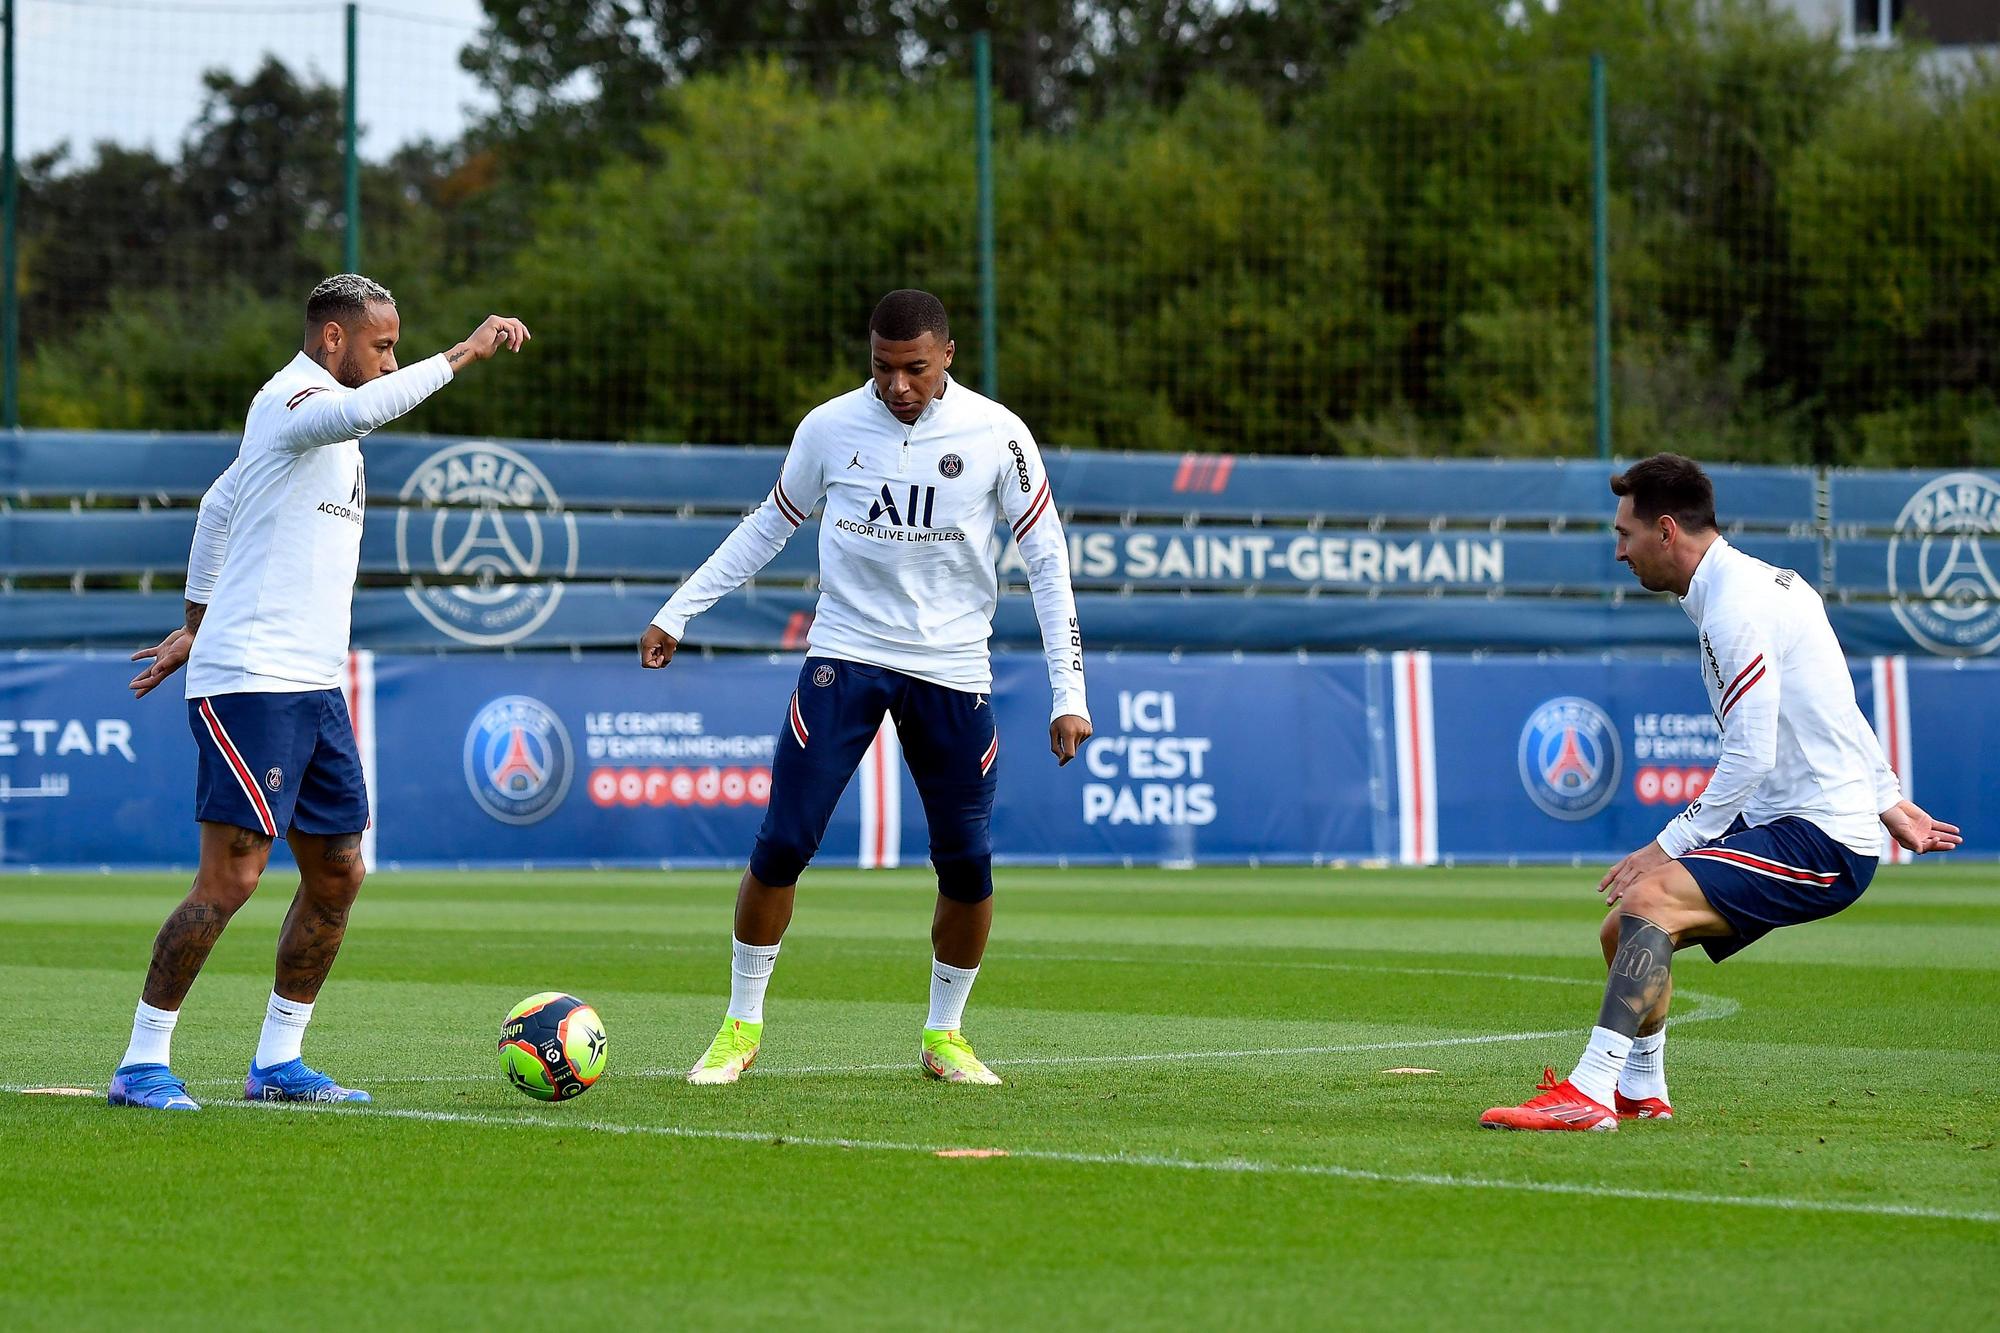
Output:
[1517, 696, 1622, 820]
[938, 453, 963, 479]
[463, 695, 574, 825]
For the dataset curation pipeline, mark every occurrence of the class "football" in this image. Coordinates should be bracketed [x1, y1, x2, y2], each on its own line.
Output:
[498, 992, 608, 1102]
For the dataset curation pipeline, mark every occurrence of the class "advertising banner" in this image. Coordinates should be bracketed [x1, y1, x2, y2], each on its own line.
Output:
[1406, 653, 1997, 863]
[371, 652, 1379, 869]
[4, 650, 1991, 870]
[0, 656, 195, 866]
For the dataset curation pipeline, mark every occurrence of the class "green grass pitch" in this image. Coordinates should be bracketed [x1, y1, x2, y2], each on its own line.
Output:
[3, 864, 1996, 1328]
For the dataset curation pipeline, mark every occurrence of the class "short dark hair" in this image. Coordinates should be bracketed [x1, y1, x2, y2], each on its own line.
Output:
[1609, 453, 1717, 532]
[306, 273, 394, 329]
[869, 289, 949, 344]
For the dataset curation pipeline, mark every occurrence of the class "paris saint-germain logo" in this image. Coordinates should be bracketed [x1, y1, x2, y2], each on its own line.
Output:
[1887, 472, 2000, 657]
[938, 453, 963, 479]
[397, 443, 579, 648]
[813, 664, 836, 687]
[464, 695, 574, 825]
[1517, 696, 1621, 821]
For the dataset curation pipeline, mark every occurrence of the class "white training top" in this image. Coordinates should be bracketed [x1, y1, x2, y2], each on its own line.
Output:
[653, 376, 1089, 721]
[1657, 536, 1899, 859]
[185, 350, 456, 697]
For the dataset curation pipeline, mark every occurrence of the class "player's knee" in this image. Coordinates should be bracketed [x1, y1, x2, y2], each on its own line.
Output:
[934, 853, 993, 904]
[749, 837, 812, 891]
[309, 856, 366, 904]
[1598, 911, 1622, 964]
[1620, 874, 1678, 923]
[194, 862, 262, 915]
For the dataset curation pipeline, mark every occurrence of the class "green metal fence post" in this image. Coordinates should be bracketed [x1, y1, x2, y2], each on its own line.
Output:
[973, 31, 998, 399]
[343, 1, 360, 274]
[1591, 52, 1611, 462]
[2, 0, 18, 428]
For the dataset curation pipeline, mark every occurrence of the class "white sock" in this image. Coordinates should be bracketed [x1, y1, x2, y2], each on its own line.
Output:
[727, 937, 781, 1024]
[1567, 1025, 1632, 1107]
[254, 991, 314, 1070]
[120, 1001, 179, 1068]
[926, 958, 979, 1033]
[1619, 1029, 1669, 1102]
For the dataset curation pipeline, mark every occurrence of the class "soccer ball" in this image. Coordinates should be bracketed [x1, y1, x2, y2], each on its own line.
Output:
[498, 992, 607, 1102]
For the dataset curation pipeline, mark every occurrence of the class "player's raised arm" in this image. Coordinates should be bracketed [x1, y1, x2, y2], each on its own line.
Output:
[996, 424, 1091, 761]
[276, 276, 530, 454]
[641, 426, 827, 669]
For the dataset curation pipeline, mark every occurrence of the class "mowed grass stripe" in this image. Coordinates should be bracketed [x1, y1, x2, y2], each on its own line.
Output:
[200, 1098, 2000, 1226]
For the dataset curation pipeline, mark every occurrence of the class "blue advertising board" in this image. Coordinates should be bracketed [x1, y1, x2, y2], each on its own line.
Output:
[374, 651, 1377, 869]
[4, 649, 1991, 870]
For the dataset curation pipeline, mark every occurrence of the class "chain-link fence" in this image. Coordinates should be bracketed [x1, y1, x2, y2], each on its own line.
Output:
[6, 0, 1997, 464]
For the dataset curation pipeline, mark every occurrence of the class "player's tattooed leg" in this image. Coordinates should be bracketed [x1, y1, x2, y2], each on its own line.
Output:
[1595, 914, 1675, 1038]
[1636, 972, 1674, 1037]
[140, 822, 273, 1008]
[276, 832, 364, 1003]
[141, 901, 231, 1009]
[1600, 911, 1675, 1036]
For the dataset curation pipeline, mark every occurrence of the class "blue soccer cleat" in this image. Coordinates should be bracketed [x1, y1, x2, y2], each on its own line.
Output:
[244, 1058, 372, 1104]
[107, 1063, 201, 1111]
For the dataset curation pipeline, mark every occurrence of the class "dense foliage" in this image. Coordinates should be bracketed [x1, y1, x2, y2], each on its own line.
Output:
[16, 0, 1998, 463]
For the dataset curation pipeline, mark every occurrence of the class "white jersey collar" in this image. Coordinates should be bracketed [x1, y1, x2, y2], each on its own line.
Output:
[865, 373, 953, 428]
[288, 349, 343, 389]
[1679, 534, 1734, 622]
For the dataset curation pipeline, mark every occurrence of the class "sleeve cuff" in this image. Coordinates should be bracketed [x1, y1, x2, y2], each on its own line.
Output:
[1050, 693, 1090, 724]
[650, 608, 688, 640]
[1655, 819, 1697, 860]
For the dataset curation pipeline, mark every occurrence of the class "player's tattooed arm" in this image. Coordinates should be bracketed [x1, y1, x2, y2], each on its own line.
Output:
[446, 315, 531, 370]
[140, 900, 233, 1009]
[128, 601, 207, 699]
[1595, 915, 1675, 1038]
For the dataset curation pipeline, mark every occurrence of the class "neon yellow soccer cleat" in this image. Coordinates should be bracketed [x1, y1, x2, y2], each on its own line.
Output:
[687, 1017, 761, 1085]
[921, 1029, 1002, 1085]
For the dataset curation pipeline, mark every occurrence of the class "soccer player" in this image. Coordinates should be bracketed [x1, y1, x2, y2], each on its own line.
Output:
[109, 275, 531, 1111]
[641, 289, 1091, 1085]
[1482, 453, 1961, 1131]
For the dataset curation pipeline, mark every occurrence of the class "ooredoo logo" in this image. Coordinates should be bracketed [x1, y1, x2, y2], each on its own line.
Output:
[1518, 696, 1622, 821]
[464, 695, 574, 825]
[1888, 472, 2000, 657]
[397, 442, 579, 647]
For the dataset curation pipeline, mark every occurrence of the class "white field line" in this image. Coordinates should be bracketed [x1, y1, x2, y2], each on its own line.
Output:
[29, 962, 1741, 1091]
[197, 1099, 2000, 1227]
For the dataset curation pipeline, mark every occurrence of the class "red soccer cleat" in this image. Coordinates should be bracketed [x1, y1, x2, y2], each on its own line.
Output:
[1615, 1090, 1674, 1121]
[1480, 1067, 1619, 1132]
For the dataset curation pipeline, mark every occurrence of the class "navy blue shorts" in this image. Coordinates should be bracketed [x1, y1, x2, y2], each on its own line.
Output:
[188, 690, 369, 839]
[1678, 816, 1877, 962]
[750, 658, 998, 899]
